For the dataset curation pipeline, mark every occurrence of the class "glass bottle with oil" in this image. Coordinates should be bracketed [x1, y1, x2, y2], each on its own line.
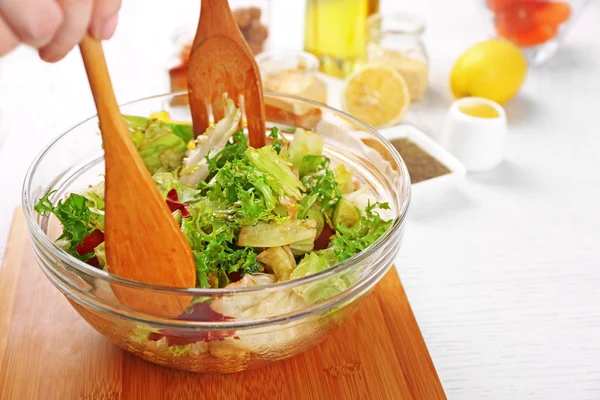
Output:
[304, 0, 379, 78]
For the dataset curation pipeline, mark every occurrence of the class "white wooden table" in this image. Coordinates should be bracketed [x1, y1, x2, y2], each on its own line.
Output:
[1, 1, 599, 399]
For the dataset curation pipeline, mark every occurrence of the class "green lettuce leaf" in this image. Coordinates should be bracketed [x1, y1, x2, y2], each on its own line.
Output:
[268, 126, 284, 154]
[82, 182, 105, 230]
[298, 155, 330, 177]
[301, 169, 342, 212]
[34, 191, 103, 260]
[288, 128, 324, 169]
[290, 252, 330, 280]
[245, 146, 305, 201]
[238, 219, 317, 248]
[206, 129, 249, 174]
[152, 172, 202, 203]
[124, 115, 149, 132]
[330, 202, 393, 263]
[94, 241, 106, 267]
[124, 114, 193, 144]
[202, 155, 285, 225]
[290, 251, 351, 304]
[182, 206, 261, 288]
[334, 164, 355, 194]
[137, 120, 188, 174]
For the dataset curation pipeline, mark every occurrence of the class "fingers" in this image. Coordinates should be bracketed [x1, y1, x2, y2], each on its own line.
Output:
[0, 0, 121, 61]
[0, 15, 20, 56]
[39, 0, 94, 62]
[0, 0, 64, 48]
[89, 0, 121, 40]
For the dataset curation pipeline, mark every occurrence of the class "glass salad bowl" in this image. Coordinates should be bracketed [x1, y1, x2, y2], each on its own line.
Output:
[22, 92, 410, 373]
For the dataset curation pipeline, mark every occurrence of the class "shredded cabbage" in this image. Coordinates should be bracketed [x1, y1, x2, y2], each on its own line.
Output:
[288, 128, 325, 168]
[238, 219, 317, 248]
[180, 98, 242, 186]
[257, 246, 296, 281]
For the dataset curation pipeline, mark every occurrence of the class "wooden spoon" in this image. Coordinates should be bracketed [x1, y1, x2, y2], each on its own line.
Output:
[187, 0, 266, 148]
[78, 35, 196, 317]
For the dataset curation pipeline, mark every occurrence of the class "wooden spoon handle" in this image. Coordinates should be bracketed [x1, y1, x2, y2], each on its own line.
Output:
[193, 0, 239, 49]
[79, 35, 124, 130]
[78, 35, 196, 317]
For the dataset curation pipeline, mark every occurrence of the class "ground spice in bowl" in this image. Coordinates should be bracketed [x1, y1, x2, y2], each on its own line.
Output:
[391, 138, 451, 183]
[362, 137, 451, 184]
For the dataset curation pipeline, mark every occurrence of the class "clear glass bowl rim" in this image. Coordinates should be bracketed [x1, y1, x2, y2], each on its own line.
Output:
[22, 91, 411, 297]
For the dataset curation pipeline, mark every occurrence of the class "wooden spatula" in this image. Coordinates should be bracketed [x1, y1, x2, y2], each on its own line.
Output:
[187, 0, 266, 148]
[78, 36, 196, 317]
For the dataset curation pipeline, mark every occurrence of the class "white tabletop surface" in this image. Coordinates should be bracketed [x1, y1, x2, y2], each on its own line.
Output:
[1, 1, 599, 399]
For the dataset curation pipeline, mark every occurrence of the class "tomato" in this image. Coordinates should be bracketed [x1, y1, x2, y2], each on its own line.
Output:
[314, 223, 335, 251]
[487, 0, 547, 12]
[533, 2, 571, 25]
[148, 302, 235, 345]
[494, 2, 540, 35]
[226, 271, 243, 283]
[510, 23, 558, 46]
[487, 0, 522, 12]
[74, 229, 104, 256]
[86, 256, 100, 268]
[492, 1, 568, 46]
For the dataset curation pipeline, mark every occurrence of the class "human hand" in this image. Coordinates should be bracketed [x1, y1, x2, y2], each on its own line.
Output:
[0, 0, 121, 62]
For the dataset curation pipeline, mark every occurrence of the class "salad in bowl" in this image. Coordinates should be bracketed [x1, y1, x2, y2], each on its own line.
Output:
[24, 92, 409, 372]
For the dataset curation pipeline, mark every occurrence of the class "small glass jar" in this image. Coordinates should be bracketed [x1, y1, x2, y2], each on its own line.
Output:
[256, 50, 327, 103]
[366, 13, 430, 101]
[255, 50, 327, 127]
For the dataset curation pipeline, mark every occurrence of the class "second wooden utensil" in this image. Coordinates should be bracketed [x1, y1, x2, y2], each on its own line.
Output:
[187, 0, 266, 148]
[78, 36, 196, 317]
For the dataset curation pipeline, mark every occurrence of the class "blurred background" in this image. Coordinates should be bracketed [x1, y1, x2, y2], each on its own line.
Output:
[1, 0, 597, 157]
[0, 1, 599, 398]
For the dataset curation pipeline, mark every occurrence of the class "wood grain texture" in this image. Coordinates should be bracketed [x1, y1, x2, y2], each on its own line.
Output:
[187, 0, 266, 147]
[0, 209, 445, 400]
[3, 2, 600, 399]
[79, 36, 196, 317]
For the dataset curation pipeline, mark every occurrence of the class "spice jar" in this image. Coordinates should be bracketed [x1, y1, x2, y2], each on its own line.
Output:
[230, 0, 271, 54]
[366, 13, 429, 101]
[256, 50, 327, 128]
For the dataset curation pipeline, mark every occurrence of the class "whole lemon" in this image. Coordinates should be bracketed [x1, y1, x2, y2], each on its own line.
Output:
[450, 39, 527, 105]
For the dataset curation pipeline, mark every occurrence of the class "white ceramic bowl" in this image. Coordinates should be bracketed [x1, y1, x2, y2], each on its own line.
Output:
[381, 125, 466, 191]
[440, 97, 507, 172]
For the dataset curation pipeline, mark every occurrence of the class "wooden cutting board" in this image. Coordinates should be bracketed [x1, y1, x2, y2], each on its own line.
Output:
[0, 208, 445, 400]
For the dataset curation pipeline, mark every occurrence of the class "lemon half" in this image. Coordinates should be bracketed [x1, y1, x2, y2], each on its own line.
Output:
[342, 64, 411, 128]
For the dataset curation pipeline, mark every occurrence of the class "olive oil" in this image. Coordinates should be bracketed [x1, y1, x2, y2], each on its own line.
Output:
[304, 0, 379, 78]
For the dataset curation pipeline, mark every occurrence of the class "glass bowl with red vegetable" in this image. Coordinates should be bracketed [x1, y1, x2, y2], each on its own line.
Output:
[22, 92, 410, 373]
[486, 0, 592, 65]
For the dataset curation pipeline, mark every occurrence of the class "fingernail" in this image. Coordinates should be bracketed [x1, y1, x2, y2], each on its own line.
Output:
[39, 47, 60, 63]
[101, 15, 118, 40]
